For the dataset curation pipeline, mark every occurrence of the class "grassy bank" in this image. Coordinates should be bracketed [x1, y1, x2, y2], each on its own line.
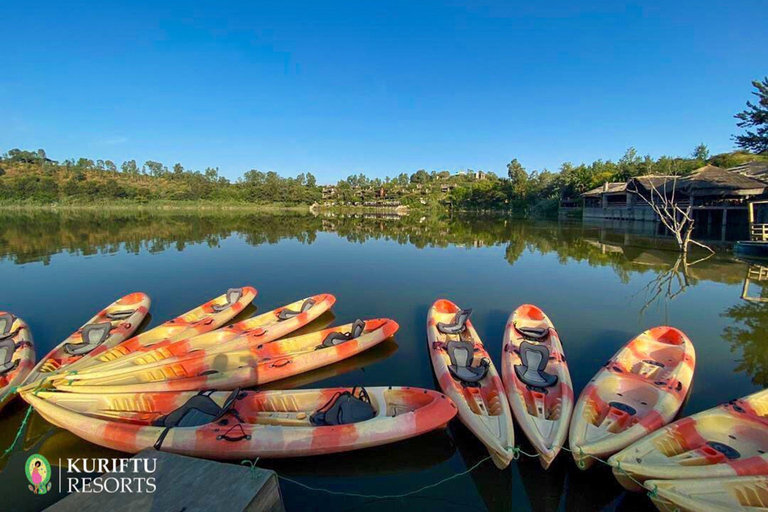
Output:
[0, 200, 312, 212]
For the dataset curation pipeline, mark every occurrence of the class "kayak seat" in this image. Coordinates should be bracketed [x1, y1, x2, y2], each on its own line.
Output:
[608, 401, 636, 416]
[277, 298, 316, 321]
[63, 322, 113, 356]
[514, 341, 558, 388]
[212, 288, 243, 312]
[310, 387, 375, 426]
[514, 322, 549, 340]
[437, 308, 473, 335]
[0, 313, 14, 339]
[105, 310, 136, 321]
[319, 319, 366, 348]
[446, 340, 489, 383]
[707, 441, 741, 460]
[153, 388, 241, 449]
[0, 337, 19, 376]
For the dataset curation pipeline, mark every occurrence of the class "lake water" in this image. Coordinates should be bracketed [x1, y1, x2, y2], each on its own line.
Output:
[0, 209, 765, 511]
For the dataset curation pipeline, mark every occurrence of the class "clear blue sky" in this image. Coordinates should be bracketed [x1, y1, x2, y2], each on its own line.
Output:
[1, 1, 766, 183]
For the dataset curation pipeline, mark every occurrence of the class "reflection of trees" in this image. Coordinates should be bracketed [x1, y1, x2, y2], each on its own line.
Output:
[722, 301, 768, 386]
[722, 264, 768, 386]
[0, 210, 324, 265]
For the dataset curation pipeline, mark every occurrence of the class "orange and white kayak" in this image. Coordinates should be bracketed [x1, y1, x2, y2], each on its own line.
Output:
[63, 294, 335, 377]
[501, 305, 573, 469]
[60, 287, 257, 373]
[22, 293, 150, 387]
[644, 475, 768, 512]
[569, 326, 695, 469]
[0, 313, 34, 410]
[427, 299, 514, 469]
[54, 319, 399, 393]
[22, 386, 456, 459]
[609, 389, 768, 491]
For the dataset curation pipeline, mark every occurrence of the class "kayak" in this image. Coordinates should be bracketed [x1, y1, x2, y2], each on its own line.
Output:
[22, 386, 456, 459]
[501, 304, 573, 469]
[569, 326, 696, 469]
[62, 294, 335, 377]
[54, 319, 399, 393]
[58, 287, 257, 374]
[0, 313, 34, 411]
[608, 389, 768, 490]
[22, 293, 150, 386]
[644, 476, 768, 512]
[427, 299, 515, 469]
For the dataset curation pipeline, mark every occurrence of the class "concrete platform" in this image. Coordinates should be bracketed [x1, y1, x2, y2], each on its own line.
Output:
[46, 449, 283, 512]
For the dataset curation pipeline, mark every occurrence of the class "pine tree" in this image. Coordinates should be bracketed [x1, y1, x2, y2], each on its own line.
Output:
[734, 77, 768, 154]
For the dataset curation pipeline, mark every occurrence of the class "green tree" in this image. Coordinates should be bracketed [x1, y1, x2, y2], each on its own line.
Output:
[506, 159, 528, 198]
[734, 77, 768, 154]
[691, 143, 710, 161]
[121, 160, 139, 175]
[145, 161, 167, 177]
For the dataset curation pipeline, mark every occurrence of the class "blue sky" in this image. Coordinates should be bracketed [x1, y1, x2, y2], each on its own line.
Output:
[1, 1, 766, 183]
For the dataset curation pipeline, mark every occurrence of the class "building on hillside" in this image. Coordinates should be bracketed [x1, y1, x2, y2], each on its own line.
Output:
[322, 185, 337, 200]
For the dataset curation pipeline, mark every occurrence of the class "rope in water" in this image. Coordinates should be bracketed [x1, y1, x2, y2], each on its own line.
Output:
[241, 444, 660, 503]
[0, 405, 33, 459]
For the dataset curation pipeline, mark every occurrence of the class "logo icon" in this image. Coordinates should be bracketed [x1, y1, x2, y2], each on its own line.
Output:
[25, 454, 52, 494]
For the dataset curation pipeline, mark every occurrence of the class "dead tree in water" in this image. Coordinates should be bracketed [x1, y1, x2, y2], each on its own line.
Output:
[627, 177, 714, 255]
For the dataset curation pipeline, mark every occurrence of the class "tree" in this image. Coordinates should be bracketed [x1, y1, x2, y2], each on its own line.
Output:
[145, 161, 167, 177]
[627, 177, 713, 256]
[692, 143, 710, 161]
[506, 159, 528, 198]
[104, 160, 117, 172]
[172, 163, 184, 176]
[121, 160, 139, 175]
[410, 169, 429, 184]
[734, 77, 768, 154]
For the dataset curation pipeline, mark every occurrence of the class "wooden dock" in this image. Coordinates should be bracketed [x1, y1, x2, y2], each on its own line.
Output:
[46, 449, 284, 512]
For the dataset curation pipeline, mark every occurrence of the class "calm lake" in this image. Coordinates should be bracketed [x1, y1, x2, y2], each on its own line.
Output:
[0, 209, 765, 511]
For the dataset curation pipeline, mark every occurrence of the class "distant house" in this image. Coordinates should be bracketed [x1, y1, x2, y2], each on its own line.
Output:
[322, 185, 337, 200]
[570, 164, 768, 241]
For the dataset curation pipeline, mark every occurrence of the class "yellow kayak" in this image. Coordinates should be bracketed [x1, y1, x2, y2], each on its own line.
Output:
[58, 287, 257, 374]
[427, 299, 515, 469]
[609, 389, 768, 490]
[61, 294, 335, 377]
[501, 304, 573, 469]
[23, 293, 150, 386]
[0, 313, 34, 411]
[569, 326, 695, 469]
[645, 476, 768, 512]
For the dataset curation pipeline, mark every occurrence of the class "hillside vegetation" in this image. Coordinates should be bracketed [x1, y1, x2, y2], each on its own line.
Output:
[1, 147, 765, 213]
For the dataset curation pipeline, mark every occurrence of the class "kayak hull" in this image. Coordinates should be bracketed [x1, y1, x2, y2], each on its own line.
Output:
[65, 287, 257, 372]
[22, 386, 457, 459]
[67, 293, 335, 377]
[427, 299, 515, 468]
[22, 292, 150, 386]
[501, 305, 573, 469]
[55, 319, 399, 393]
[569, 326, 696, 469]
[644, 476, 768, 512]
[609, 389, 768, 490]
[0, 314, 34, 411]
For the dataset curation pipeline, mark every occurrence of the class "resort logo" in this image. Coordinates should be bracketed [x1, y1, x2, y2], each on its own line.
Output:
[63, 457, 157, 494]
[25, 454, 52, 495]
